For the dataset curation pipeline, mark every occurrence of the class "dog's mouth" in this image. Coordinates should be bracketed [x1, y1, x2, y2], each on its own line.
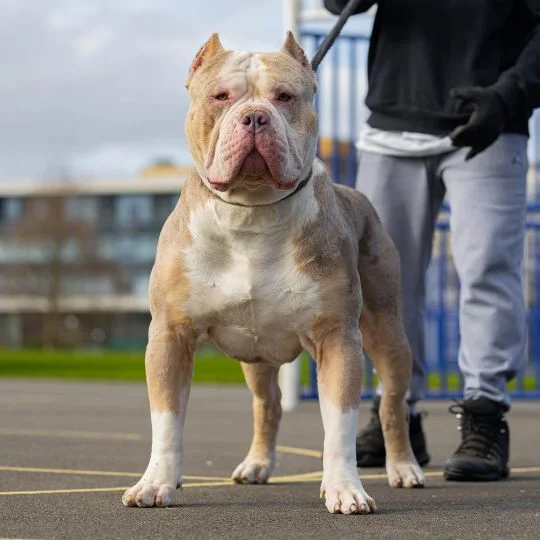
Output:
[208, 149, 270, 192]
[239, 149, 298, 191]
[207, 138, 301, 195]
[239, 149, 270, 177]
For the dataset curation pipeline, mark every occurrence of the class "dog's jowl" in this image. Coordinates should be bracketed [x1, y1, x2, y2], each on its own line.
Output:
[122, 32, 425, 514]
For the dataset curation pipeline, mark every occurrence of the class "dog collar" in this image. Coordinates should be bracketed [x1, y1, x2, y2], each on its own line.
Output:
[200, 169, 313, 208]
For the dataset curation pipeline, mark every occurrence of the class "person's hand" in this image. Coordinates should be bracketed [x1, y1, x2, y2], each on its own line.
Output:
[449, 86, 509, 160]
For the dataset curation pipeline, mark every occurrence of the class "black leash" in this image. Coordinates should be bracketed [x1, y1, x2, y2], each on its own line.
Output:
[310, 0, 365, 72]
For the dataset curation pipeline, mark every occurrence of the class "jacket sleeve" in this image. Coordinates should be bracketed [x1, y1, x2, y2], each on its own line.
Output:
[323, 0, 376, 16]
[494, 1, 540, 118]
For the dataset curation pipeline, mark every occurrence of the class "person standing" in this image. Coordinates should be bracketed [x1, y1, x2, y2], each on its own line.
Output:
[324, 0, 540, 480]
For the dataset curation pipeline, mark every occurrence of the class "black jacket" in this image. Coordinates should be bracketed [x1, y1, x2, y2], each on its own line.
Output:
[324, 0, 540, 136]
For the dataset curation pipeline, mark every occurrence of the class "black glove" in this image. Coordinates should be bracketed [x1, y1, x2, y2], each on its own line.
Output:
[449, 86, 509, 160]
[324, 0, 376, 15]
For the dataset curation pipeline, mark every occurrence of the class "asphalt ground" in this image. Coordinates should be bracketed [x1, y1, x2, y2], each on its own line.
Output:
[0, 380, 539, 539]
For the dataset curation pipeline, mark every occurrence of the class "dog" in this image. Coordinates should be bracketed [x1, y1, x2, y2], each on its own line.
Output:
[122, 32, 425, 514]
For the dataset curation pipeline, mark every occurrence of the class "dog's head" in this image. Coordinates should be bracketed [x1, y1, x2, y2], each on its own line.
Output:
[185, 33, 318, 205]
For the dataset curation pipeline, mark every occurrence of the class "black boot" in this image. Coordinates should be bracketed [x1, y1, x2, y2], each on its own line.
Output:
[356, 397, 431, 467]
[444, 397, 509, 481]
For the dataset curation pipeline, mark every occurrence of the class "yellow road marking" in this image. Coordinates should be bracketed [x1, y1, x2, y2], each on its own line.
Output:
[0, 466, 226, 481]
[0, 428, 142, 441]
[0, 466, 140, 477]
[272, 465, 540, 483]
[0, 481, 232, 496]
[276, 445, 322, 459]
[272, 472, 323, 483]
[0, 487, 131, 496]
[509, 466, 540, 474]
[1, 466, 539, 496]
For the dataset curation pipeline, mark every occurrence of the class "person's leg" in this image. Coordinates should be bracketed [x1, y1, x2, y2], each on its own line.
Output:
[440, 134, 528, 480]
[357, 151, 445, 403]
[355, 151, 445, 467]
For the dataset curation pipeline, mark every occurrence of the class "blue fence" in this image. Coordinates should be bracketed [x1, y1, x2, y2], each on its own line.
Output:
[301, 30, 540, 399]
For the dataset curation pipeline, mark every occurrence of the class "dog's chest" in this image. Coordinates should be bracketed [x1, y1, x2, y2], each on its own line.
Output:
[183, 203, 322, 362]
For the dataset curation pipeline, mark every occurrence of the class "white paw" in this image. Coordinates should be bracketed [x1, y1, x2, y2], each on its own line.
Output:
[386, 461, 426, 488]
[232, 455, 274, 484]
[122, 453, 181, 507]
[320, 472, 376, 515]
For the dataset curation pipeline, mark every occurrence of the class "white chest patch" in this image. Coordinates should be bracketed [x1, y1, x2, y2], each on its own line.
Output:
[183, 187, 322, 364]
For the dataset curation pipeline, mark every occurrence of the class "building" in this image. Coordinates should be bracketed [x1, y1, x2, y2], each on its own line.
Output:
[0, 164, 190, 348]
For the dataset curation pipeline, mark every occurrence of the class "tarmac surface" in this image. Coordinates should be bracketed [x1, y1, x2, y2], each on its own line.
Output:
[0, 379, 539, 539]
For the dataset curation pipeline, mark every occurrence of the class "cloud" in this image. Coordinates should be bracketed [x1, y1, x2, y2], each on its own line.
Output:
[0, 0, 283, 179]
[2, 2, 537, 180]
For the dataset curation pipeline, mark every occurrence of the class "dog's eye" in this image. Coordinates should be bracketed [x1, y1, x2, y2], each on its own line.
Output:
[277, 92, 293, 102]
[213, 92, 229, 101]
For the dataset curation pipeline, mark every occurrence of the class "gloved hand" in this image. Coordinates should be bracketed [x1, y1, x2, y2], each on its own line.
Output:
[324, 0, 376, 15]
[449, 86, 509, 160]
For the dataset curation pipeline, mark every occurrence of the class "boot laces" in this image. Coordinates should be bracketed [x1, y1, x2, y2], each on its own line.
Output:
[449, 403, 506, 459]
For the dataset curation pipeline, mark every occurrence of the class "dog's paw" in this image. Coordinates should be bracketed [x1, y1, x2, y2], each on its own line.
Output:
[232, 456, 274, 484]
[320, 474, 376, 515]
[386, 461, 426, 488]
[122, 482, 177, 508]
[122, 454, 181, 507]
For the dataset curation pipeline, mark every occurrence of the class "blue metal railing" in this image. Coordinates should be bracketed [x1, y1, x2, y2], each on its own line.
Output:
[301, 30, 540, 399]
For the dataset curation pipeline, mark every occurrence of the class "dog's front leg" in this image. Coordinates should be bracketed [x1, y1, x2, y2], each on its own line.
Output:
[232, 362, 282, 484]
[122, 322, 194, 508]
[316, 327, 377, 515]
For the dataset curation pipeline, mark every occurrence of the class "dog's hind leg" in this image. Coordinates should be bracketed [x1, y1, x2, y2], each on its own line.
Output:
[122, 321, 195, 507]
[359, 231, 426, 488]
[232, 362, 282, 484]
[361, 308, 425, 487]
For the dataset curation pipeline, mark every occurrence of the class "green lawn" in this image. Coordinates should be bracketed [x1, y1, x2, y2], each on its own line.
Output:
[0, 348, 311, 385]
[0, 349, 535, 392]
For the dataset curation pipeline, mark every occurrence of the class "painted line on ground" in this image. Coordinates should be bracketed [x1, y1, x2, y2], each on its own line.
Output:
[276, 445, 322, 459]
[272, 471, 324, 483]
[0, 428, 142, 441]
[0, 466, 225, 481]
[0, 481, 232, 496]
[1, 466, 539, 496]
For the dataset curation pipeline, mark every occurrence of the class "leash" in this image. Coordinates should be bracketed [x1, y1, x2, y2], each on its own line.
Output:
[310, 0, 365, 72]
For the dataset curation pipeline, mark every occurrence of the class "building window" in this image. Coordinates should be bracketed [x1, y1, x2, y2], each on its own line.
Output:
[115, 196, 153, 226]
[65, 196, 98, 222]
[1, 198, 23, 222]
[132, 272, 150, 296]
[99, 196, 116, 224]
[99, 233, 157, 263]
[154, 194, 178, 223]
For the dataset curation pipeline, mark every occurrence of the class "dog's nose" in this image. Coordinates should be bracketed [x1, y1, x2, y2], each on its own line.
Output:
[240, 111, 270, 132]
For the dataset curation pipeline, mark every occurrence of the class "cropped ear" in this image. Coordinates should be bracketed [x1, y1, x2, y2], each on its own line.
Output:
[186, 33, 224, 87]
[281, 31, 312, 73]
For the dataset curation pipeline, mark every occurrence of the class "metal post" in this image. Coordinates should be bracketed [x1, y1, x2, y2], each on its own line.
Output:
[282, 0, 300, 38]
[278, 0, 302, 412]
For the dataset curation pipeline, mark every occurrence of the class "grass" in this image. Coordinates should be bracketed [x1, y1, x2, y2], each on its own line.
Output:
[0, 348, 312, 385]
[0, 349, 536, 392]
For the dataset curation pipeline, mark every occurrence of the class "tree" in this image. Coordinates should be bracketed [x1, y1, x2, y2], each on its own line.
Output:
[5, 187, 126, 348]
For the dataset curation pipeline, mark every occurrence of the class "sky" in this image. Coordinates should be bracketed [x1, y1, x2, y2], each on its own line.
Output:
[1, 1, 538, 182]
[0, 0, 377, 181]
[0, 0, 301, 179]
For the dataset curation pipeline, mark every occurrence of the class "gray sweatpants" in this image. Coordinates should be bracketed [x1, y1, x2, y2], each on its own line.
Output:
[357, 134, 529, 407]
